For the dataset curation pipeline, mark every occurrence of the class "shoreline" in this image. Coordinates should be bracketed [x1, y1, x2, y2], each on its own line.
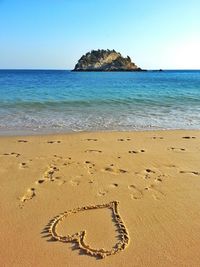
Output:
[0, 128, 200, 138]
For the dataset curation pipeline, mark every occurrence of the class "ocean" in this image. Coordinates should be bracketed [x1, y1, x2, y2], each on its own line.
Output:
[0, 69, 200, 135]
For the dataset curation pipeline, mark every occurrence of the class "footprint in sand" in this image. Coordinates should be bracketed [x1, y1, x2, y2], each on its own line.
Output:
[18, 139, 28, 143]
[47, 140, 61, 144]
[103, 166, 127, 175]
[179, 170, 200, 176]
[143, 169, 156, 179]
[144, 185, 165, 200]
[152, 136, 164, 139]
[36, 175, 65, 186]
[85, 149, 102, 153]
[145, 169, 156, 174]
[2, 152, 21, 157]
[154, 177, 163, 183]
[109, 183, 119, 188]
[97, 190, 108, 196]
[168, 147, 186, 152]
[85, 138, 98, 141]
[128, 185, 143, 200]
[44, 165, 59, 181]
[62, 157, 72, 166]
[53, 155, 63, 159]
[35, 165, 59, 184]
[70, 179, 81, 186]
[56, 180, 66, 186]
[128, 149, 145, 154]
[165, 164, 177, 168]
[19, 162, 28, 169]
[35, 179, 45, 185]
[20, 188, 36, 203]
[84, 161, 96, 175]
[182, 136, 196, 139]
[19, 159, 33, 169]
[117, 138, 131, 141]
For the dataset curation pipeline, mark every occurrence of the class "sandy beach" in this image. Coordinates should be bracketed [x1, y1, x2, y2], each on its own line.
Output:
[0, 130, 200, 266]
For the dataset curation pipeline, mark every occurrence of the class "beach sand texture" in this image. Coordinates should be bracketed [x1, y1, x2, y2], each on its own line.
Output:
[0, 130, 200, 266]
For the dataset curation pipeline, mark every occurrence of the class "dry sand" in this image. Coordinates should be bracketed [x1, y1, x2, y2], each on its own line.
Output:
[0, 130, 200, 266]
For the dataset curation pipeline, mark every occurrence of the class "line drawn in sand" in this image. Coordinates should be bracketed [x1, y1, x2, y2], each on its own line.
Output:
[43, 201, 130, 259]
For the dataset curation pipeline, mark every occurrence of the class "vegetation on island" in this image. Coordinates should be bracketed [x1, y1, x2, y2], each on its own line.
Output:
[73, 49, 144, 71]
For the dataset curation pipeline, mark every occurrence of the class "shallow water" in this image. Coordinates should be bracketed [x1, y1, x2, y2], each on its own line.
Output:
[0, 69, 200, 134]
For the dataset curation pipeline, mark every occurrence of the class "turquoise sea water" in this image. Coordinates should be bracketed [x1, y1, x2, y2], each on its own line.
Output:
[0, 70, 200, 134]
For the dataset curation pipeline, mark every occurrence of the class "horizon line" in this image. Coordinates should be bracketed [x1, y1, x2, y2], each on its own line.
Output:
[0, 68, 200, 71]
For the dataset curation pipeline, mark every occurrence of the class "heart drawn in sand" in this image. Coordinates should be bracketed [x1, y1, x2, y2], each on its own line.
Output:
[44, 201, 130, 259]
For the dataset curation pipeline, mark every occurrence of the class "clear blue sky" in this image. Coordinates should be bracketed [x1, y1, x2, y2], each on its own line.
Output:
[0, 0, 200, 69]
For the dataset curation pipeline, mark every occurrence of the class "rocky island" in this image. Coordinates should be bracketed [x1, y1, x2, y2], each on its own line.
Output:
[73, 49, 144, 71]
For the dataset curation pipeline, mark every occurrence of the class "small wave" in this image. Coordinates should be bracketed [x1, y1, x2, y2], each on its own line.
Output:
[0, 70, 200, 134]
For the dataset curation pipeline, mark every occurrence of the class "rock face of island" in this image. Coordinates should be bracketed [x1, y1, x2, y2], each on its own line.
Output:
[73, 49, 144, 71]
